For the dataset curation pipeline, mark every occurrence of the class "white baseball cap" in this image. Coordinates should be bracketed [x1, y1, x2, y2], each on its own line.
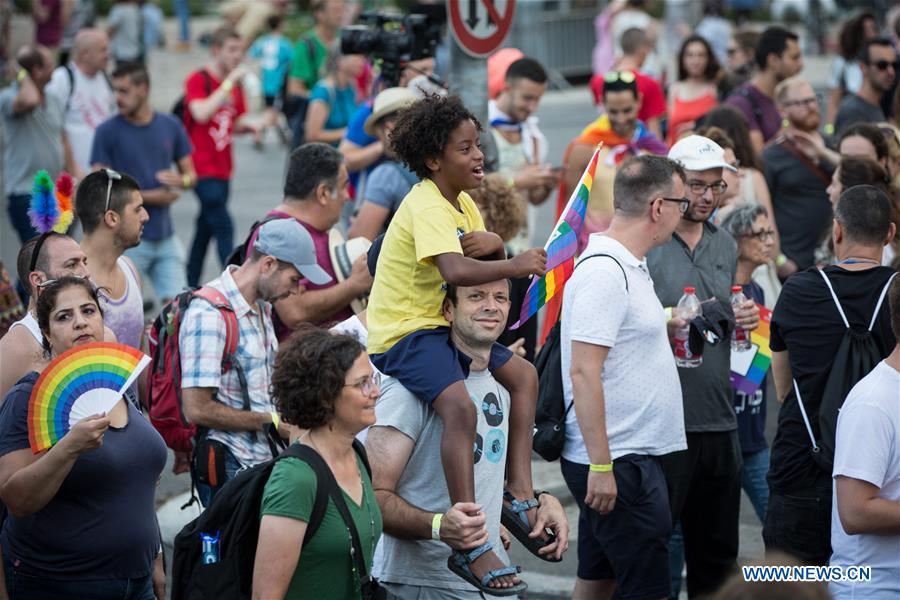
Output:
[668, 135, 738, 173]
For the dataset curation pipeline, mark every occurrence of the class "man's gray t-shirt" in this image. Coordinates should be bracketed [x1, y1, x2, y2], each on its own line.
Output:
[108, 3, 142, 61]
[647, 223, 738, 432]
[0, 85, 65, 195]
[374, 370, 509, 592]
[834, 94, 885, 135]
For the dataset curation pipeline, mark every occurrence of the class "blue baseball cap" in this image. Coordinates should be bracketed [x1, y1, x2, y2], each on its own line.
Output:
[254, 219, 331, 285]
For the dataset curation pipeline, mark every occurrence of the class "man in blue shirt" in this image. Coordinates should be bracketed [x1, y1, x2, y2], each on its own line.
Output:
[91, 62, 196, 304]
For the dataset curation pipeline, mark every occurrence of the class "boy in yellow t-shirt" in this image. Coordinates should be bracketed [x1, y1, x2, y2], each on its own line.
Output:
[366, 95, 549, 594]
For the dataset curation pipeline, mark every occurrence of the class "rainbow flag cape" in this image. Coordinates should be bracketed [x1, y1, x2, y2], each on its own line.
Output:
[729, 304, 772, 396]
[510, 146, 601, 330]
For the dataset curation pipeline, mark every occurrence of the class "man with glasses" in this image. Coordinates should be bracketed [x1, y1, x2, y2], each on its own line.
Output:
[558, 155, 688, 600]
[74, 169, 148, 351]
[180, 218, 330, 506]
[764, 77, 836, 279]
[834, 38, 897, 134]
[0, 233, 116, 399]
[647, 135, 759, 599]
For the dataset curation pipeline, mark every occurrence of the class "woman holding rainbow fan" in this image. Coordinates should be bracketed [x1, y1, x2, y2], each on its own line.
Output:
[0, 276, 166, 599]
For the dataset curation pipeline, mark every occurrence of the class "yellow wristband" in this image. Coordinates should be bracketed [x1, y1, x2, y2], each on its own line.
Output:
[775, 254, 788, 267]
[664, 306, 673, 319]
[270, 411, 281, 430]
[824, 123, 835, 136]
[182, 174, 191, 189]
[17, 68, 27, 83]
[221, 79, 234, 93]
[589, 462, 613, 472]
[431, 512, 443, 541]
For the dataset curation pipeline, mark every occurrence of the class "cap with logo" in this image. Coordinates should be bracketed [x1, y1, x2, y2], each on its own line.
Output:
[668, 135, 738, 173]
[254, 219, 331, 285]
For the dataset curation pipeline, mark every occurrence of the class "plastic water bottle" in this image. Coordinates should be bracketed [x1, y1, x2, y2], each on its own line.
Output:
[730, 286, 752, 351]
[201, 532, 219, 564]
[674, 287, 703, 368]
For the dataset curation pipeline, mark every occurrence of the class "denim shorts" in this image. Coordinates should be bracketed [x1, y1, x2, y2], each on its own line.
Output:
[125, 235, 188, 300]
[370, 327, 513, 403]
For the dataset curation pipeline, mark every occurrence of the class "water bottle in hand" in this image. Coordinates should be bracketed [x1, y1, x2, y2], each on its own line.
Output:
[674, 287, 702, 368]
[730, 285, 752, 351]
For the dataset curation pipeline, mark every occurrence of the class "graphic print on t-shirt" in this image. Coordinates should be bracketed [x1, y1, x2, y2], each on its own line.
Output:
[482, 391, 504, 426]
[471, 388, 507, 465]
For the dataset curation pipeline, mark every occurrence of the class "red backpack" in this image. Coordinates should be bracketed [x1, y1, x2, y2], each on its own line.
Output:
[145, 287, 247, 452]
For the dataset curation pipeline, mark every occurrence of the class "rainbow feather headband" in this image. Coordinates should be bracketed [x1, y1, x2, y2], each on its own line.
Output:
[28, 170, 75, 234]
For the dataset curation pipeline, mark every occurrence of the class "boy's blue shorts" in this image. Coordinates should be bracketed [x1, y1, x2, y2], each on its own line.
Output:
[370, 327, 513, 404]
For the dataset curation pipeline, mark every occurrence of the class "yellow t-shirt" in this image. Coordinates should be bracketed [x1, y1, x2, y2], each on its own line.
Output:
[367, 178, 485, 354]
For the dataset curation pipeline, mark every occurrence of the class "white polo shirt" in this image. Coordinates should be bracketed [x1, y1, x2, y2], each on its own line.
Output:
[561, 234, 686, 464]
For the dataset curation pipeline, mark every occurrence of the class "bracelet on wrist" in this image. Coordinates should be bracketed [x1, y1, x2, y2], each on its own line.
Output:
[270, 411, 281, 430]
[589, 462, 613, 473]
[431, 512, 443, 541]
[16, 68, 27, 83]
[221, 79, 234, 93]
[775, 254, 788, 267]
[182, 174, 192, 189]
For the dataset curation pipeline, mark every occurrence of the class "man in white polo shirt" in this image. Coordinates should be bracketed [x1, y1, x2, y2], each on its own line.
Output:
[560, 154, 689, 600]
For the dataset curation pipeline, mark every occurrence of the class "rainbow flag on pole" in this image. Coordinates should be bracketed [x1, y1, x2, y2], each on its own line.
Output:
[510, 145, 602, 330]
[729, 304, 773, 395]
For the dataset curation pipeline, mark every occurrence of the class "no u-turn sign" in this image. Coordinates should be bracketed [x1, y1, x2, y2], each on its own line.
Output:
[448, 0, 517, 58]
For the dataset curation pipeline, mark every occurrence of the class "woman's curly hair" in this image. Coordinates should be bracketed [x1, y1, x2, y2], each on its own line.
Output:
[469, 173, 526, 243]
[271, 325, 366, 429]
[390, 94, 482, 180]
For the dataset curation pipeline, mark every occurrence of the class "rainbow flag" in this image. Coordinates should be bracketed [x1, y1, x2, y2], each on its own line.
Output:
[511, 146, 601, 329]
[729, 304, 772, 396]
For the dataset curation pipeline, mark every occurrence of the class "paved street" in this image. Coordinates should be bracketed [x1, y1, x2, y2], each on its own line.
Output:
[1, 13, 837, 599]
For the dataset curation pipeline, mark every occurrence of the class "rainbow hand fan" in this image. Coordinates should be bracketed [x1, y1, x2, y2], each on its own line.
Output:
[28, 342, 150, 453]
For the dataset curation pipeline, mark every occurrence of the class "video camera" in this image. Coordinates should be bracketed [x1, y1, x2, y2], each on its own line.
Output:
[340, 9, 443, 87]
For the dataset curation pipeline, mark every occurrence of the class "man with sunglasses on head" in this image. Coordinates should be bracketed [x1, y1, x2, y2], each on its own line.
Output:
[0, 233, 116, 400]
[764, 77, 836, 280]
[646, 135, 760, 599]
[834, 38, 897, 135]
[74, 169, 148, 352]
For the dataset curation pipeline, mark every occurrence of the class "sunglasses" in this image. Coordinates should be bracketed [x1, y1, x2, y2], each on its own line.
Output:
[603, 70, 636, 84]
[868, 59, 899, 71]
[104, 168, 122, 213]
[658, 197, 690, 214]
[36, 274, 90, 290]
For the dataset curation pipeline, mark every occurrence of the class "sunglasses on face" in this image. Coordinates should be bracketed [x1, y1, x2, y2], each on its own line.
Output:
[868, 59, 899, 71]
[603, 70, 636, 84]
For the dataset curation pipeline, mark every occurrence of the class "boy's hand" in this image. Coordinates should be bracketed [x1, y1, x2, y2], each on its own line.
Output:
[510, 248, 547, 277]
[461, 231, 505, 258]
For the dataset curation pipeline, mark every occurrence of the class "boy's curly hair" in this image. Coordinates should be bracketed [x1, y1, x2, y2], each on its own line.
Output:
[469, 174, 526, 243]
[271, 325, 366, 429]
[390, 94, 482, 179]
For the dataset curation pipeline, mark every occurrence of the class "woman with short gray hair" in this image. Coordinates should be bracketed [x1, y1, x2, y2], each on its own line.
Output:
[719, 200, 775, 527]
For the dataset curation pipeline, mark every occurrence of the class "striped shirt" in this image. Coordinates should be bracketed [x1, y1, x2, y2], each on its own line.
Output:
[179, 266, 277, 466]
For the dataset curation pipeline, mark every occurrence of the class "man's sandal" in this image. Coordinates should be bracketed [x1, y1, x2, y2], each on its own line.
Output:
[447, 541, 528, 597]
[500, 491, 561, 562]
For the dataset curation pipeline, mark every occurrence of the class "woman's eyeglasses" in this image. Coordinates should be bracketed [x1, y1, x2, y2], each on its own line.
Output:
[104, 168, 122, 213]
[744, 229, 776, 241]
[345, 372, 381, 396]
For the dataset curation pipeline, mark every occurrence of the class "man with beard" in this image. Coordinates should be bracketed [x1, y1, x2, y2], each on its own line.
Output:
[180, 218, 330, 506]
[646, 135, 760, 599]
[74, 169, 149, 351]
[91, 62, 196, 307]
[834, 38, 897, 134]
[763, 77, 836, 280]
[726, 26, 804, 154]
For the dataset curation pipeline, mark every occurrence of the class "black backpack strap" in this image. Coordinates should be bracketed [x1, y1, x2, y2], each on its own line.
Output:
[64, 63, 74, 110]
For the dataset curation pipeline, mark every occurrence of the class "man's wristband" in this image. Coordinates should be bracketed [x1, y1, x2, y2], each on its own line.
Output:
[589, 462, 613, 472]
[182, 174, 192, 189]
[775, 254, 788, 267]
[270, 411, 281, 430]
[16, 68, 27, 83]
[221, 79, 234, 93]
[431, 513, 443, 541]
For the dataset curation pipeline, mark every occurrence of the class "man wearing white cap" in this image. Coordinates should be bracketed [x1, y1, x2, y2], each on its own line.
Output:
[347, 86, 419, 241]
[646, 135, 760, 598]
[180, 218, 331, 506]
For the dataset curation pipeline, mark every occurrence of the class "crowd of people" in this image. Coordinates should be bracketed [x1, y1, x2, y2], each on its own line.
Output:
[1, 0, 900, 599]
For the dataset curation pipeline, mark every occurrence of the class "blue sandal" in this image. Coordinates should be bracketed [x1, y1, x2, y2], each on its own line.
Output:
[447, 541, 527, 597]
[500, 491, 561, 562]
